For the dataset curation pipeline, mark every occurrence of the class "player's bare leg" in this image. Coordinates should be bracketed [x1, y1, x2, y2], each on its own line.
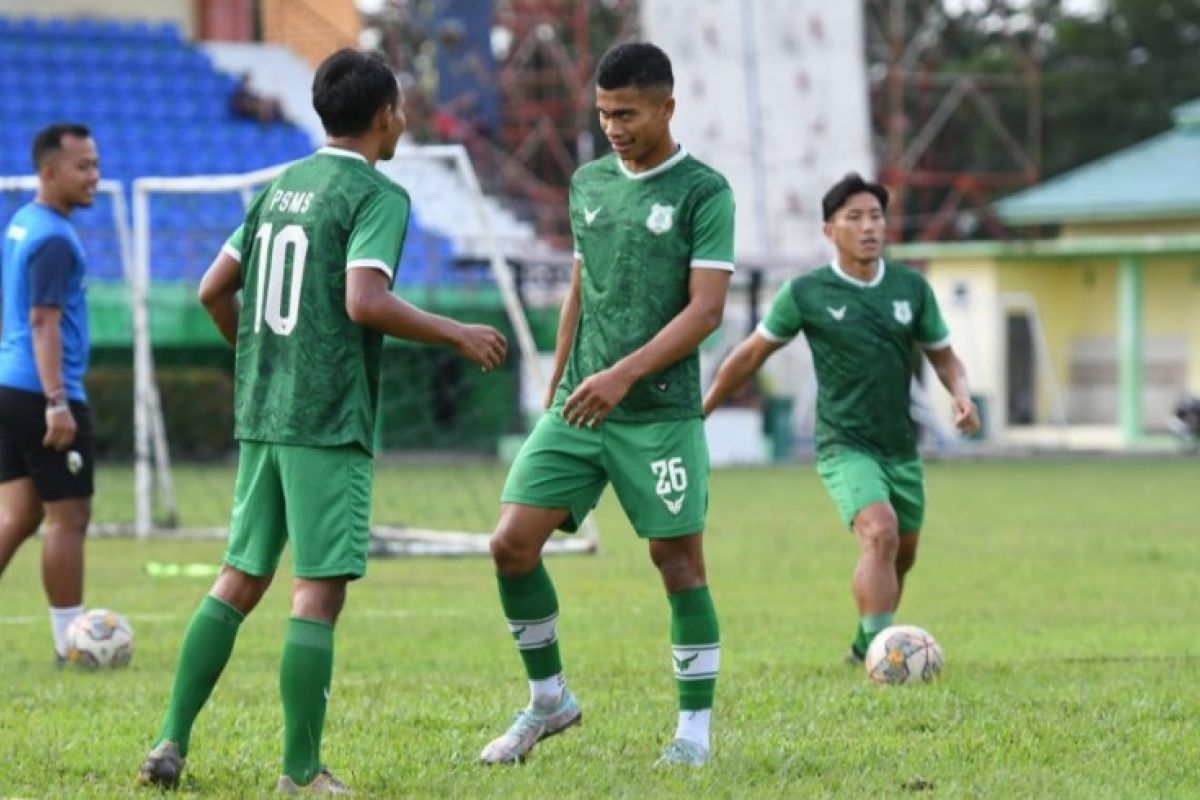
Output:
[480, 504, 582, 765]
[41, 497, 89, 608]
[894, 532, 920, 605]
[0, 478, 43, 576]
[650, 533, 717, 767]
[276, 577, 350, 792]
[41, 496, 90, 663]
[139, 566, 272, 789]
[847, 502, 901, 663]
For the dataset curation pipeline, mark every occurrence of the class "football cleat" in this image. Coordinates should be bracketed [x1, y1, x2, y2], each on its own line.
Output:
[655, 737, 709, 767]
[136, 740, 185, 790]
[479, 691, 582, 764]
[276, 766, 351, 795]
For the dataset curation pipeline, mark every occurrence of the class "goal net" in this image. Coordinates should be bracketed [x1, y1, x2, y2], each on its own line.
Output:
[116, 144, 596, 555]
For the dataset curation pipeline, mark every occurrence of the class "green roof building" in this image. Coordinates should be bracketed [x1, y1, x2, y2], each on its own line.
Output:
[891, 100, 1200, 448]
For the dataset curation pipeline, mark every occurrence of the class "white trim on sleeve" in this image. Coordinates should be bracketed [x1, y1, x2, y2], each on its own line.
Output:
[346, 258, 394, 279]
[756, 322, 793, 343]
[690, 258, 735, 272]
[221, 243, 241, 262]
[920, 336, 952, 351]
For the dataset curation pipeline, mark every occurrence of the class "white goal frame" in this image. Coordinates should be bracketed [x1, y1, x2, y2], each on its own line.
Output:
[129, 144, 598, 555]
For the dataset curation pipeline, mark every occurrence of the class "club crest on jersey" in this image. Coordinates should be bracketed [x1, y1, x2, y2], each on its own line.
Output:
[893, 300, 912, 324]
[646, 203, 675, 235]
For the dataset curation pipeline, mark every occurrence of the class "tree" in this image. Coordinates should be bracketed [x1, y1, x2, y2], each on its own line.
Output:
[1042, 0, 1200, 176]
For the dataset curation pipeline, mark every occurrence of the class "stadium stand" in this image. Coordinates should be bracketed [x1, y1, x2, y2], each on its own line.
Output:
[0, 14, 476, 344]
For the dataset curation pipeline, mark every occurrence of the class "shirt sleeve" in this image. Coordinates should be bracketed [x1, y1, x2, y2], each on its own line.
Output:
[222, 224, 245, 262]
[568, 176, 582, 262]
[28, 236, 77, 308]
[916, 278, 951, 350]
[690, 187, 735, 271]
[346, 190, 411, 280]
[756, 280, 803, 342]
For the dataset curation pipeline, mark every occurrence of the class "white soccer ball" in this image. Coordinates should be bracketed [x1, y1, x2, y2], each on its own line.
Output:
[64, 608, 134, 669]
[864, 624, 943, 685]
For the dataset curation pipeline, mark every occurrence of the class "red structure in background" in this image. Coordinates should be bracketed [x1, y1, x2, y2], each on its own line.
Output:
[474, 0, 637, 247]
[865, 0, 1043, 242]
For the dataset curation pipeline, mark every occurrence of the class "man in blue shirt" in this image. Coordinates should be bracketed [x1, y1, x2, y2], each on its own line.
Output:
[0, 123, 100, 664]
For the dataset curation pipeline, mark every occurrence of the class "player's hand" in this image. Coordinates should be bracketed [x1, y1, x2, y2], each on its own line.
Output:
[454, 324, 508, 372]
[952, 394, 980, 436]
[44, 405, 77, 451]
[561, 366, 635, 428]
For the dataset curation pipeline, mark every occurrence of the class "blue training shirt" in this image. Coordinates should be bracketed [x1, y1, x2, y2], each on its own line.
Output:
[0, 202, 90, 401]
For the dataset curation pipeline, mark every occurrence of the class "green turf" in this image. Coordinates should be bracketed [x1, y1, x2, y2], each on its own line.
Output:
[1, 458, 1197, 797]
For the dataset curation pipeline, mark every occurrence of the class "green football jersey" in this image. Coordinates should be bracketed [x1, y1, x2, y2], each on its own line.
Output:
[759, 260, 950, 460]
[223, 147, 410, 453]
[555, 146, 736, 422]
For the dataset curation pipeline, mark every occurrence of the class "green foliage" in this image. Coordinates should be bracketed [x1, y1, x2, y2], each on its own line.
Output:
[85, 366, 235, 460]
[1042, 0, 1200, 175]
[1, 459, 1198, 797]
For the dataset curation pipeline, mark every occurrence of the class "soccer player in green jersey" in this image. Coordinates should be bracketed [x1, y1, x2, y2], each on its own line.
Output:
[136, 49, 506, 793]
[478, 42, 734, 768]
[703, 173, 979, 664]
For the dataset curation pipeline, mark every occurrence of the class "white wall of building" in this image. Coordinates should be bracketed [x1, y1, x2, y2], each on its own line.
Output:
[641, 0, 873, 266]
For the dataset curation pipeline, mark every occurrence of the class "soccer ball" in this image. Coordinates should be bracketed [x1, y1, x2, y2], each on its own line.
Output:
[64, 609, 134, 669]
[864, 624, 942, 685]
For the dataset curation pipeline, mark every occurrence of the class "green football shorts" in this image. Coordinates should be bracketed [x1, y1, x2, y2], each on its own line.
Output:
[502, 412, 709, 538]
[816, 448, 925, 534]
[225, 441, 373, 579]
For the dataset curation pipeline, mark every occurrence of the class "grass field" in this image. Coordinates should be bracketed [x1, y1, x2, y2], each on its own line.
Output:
[1, 458, 1197, 798]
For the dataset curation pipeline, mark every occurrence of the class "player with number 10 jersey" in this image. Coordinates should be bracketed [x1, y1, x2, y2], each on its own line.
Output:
[137, 49, 506, 795]
[226, 146, 407, 453]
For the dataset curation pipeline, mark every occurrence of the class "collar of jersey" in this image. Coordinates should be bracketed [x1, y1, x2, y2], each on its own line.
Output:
[616, 144, 688, 181]
[831, 258, 885, 288]
[317, 146, 368, 163]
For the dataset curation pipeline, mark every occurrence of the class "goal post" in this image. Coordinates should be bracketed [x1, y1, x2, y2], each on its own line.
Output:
[128, 144, 598, 555]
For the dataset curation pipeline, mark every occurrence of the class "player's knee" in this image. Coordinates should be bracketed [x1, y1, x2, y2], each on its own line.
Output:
[43, 500, 89, 537]
[290, 580, 346, 623]
[488, 529, 536, 574]
[855, 514, 899, 558]
[649, 540, 706, 592]
[0, 505, 43, 538]
[212, 565, 272, 615]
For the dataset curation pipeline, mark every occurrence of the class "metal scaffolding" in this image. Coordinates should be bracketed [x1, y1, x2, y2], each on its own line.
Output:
[865, 0, 1043, 242]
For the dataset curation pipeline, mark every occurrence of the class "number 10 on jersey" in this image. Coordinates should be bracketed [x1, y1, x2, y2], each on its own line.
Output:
[252, 223, 309, 336]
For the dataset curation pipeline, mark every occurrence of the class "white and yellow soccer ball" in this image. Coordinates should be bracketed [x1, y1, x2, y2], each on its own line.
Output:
[864, 624, 942, 685]
[64, 609, 134, 669]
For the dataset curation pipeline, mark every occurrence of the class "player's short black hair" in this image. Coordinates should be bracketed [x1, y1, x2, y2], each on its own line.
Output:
[32, 123, 91, 170]
[822, 172, 889, 221]
[312, 48, 399, 137]
[596, 42, 674, 93]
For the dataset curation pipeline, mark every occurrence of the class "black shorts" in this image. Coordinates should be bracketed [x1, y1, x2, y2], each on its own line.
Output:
[0, 386, 95, 501]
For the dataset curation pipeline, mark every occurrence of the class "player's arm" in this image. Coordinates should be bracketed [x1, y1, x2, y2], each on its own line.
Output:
[924, 345, 979, 435]
[198, 238, 242, 347]
[345, 269, 506, 370]
[914, 278, 978, 435]
[27, 237, 77, 450]
[562, 267, 730, 427]
[543, 257, 582, 408]
[344, 191, 505, 370]
[702, 332, 786, 418]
